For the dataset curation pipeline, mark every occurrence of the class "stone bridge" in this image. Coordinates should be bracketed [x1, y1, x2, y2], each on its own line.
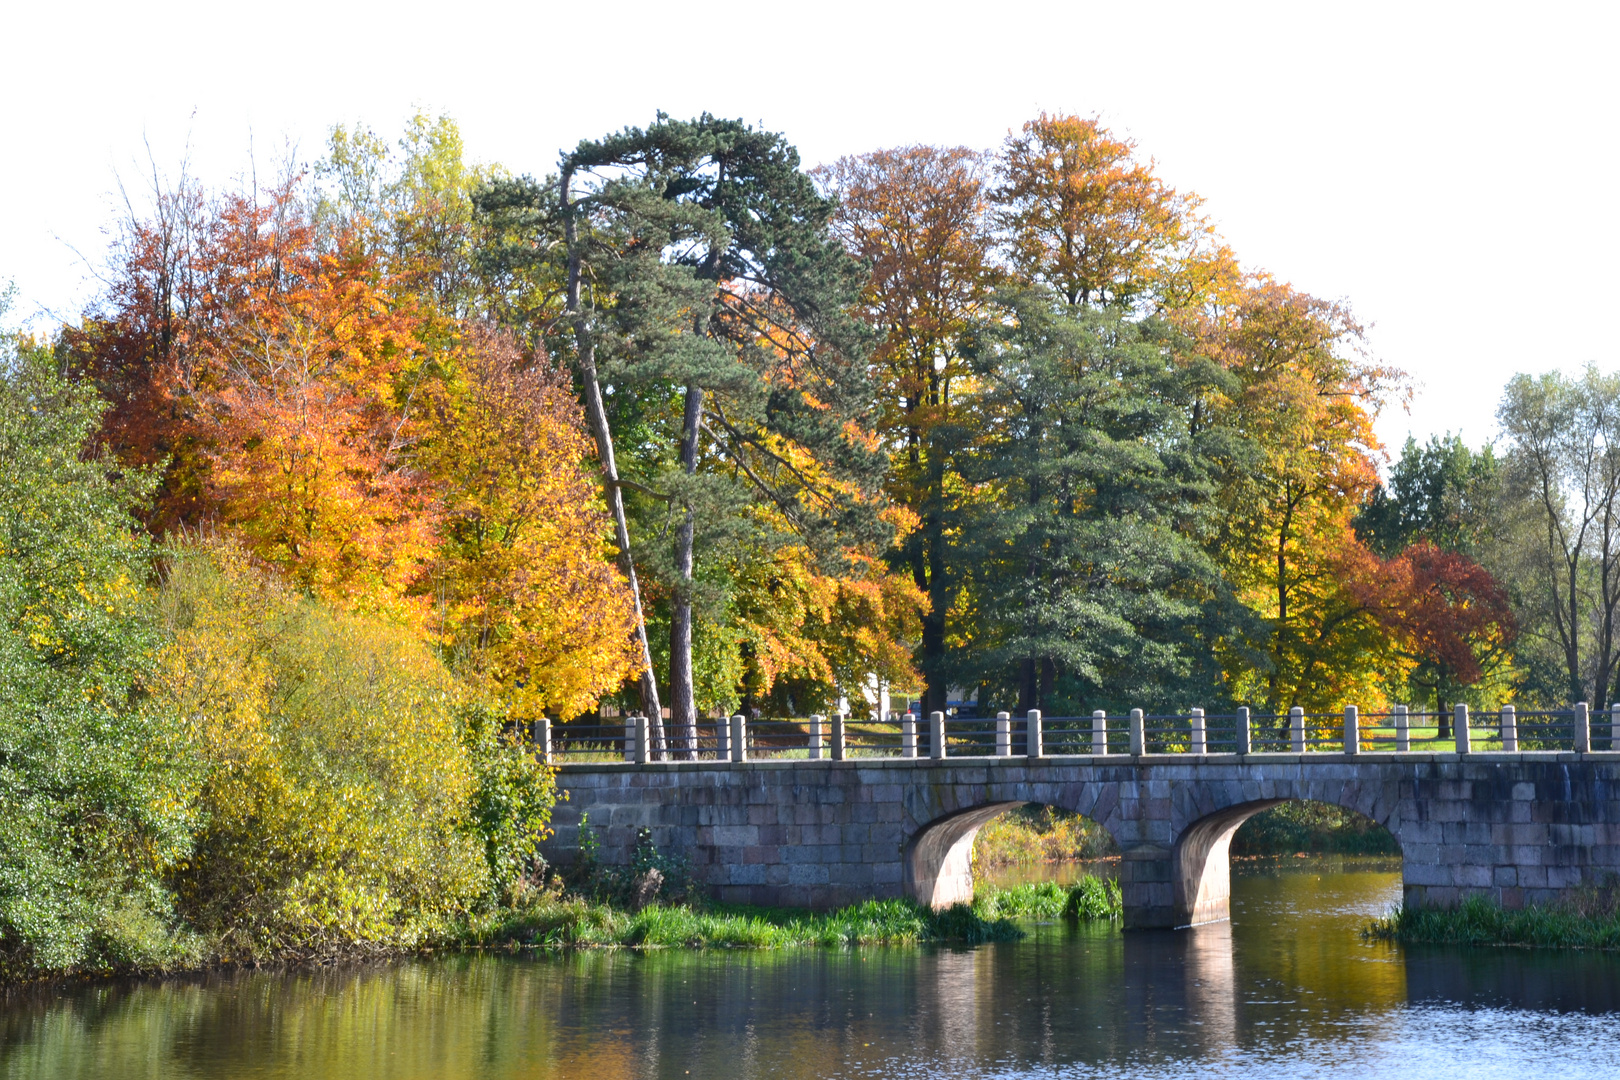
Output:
[539, 714, 1620, 928]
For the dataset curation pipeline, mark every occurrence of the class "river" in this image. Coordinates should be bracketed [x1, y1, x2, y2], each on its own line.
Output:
[4, 857, 1619, 1078]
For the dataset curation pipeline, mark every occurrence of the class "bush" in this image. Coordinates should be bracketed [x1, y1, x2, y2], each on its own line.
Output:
[972, 804, 1118, 868]
[154, 539, 543, 960]
[0, 339, 196, 979]
[1231, 800, 1399, 856]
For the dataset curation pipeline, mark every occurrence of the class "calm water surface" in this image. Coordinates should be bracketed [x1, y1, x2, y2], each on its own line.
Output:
[5, 857, 1620, 1079]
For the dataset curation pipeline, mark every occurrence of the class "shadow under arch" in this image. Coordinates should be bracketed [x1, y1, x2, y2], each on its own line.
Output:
[904, 801, 1118, 908]
[1174, 799, 1402, 927]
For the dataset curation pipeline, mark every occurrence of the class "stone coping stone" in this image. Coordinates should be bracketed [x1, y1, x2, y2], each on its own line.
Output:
[552, 750, 1620, 773]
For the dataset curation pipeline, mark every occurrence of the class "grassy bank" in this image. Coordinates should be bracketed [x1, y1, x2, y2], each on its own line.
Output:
[462, 877, 1121, 950]
[1368, 885, 1620, 951]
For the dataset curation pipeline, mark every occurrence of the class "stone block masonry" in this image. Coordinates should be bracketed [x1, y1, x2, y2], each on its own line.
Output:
[540, 753, 1620, 928]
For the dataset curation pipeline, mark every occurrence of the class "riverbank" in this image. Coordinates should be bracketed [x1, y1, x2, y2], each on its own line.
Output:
[1368, 883, 1620, 951]
[462, 877, 1122, 950]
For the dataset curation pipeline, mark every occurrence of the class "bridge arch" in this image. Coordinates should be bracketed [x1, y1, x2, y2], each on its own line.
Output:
[904, 777, 1403, 927]
[904, 790, 1129, 909]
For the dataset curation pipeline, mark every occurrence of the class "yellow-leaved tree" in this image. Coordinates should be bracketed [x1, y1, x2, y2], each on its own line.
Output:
[419, 324, 641, 719]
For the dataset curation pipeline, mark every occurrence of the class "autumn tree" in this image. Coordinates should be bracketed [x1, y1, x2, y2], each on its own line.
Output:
[991, 113, 1202, 311]
[418, 324, 640, 718]
[1346, 541, 1517, 720]
[1199, 277, 1399, 712]
[815, 146, 996, 711]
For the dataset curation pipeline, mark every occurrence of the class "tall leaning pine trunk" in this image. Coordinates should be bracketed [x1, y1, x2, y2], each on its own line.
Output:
[560, 166, 665, 750]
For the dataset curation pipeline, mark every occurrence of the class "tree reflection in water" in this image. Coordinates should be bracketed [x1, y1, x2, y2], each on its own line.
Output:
[3, 859, 1620, 1079]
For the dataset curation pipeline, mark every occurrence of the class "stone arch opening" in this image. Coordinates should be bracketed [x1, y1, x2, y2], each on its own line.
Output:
[906, 801, 1119, 909]
[1171, 799, 1401, 927]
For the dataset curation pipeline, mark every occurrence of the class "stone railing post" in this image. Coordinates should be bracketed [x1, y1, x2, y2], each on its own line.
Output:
[635, 713, 651, 764]
[996, 711, 1011, 756]
[1092, 710, 1108, 755]
[730, 713, 747, 763]
[1501, 704, 1517, 753]
[1344, 705, 1359, 755]
[715, 714, 730, 760]
[1129, 708, 1144, 756]
[808, 714, 824, 760]
[1290, 707, 1305, 753]
[534, 716, 552, 765]
[1190, 708, 1206, 755]
[830, 712, 846, 761]
[901, 712, 917, 758]
[1236, 706, 1251, 755]
[930, 711, 947, 760]
[1574, 701, 1590, 753]
[1454, 703, 1470, 754]
[1611, 703, 1620, 752]
[1395, 704, 1409, 752]
[1027, 709, 1043, 759]
[624, 716, 637, 763]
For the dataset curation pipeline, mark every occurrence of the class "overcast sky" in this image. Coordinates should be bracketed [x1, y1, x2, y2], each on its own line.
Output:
[4, 0, 1614, 460]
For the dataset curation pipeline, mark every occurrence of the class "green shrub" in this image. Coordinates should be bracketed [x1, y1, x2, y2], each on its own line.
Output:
[972, 804, 1117, 868]
[154, 540, 552, 960]
[0, 339, 195, 979]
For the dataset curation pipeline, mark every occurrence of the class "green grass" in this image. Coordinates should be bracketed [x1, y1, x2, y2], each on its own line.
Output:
[1368, 888, 1620, 951]
[462, 877, 1120, 951]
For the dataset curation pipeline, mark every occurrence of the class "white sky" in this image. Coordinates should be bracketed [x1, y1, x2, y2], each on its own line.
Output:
[4, 0, 1615, 460]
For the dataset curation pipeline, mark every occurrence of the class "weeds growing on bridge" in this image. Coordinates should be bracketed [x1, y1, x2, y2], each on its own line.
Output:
[464, 877, 1121, 951]
[1368, 880, 1620, 951]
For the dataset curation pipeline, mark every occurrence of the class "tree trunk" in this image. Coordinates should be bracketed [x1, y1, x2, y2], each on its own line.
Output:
[668, 384, 704, 759]
[560, 167, 664, 744]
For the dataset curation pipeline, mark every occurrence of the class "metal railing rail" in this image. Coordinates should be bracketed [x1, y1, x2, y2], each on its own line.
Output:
[537, 701, 1614, 763]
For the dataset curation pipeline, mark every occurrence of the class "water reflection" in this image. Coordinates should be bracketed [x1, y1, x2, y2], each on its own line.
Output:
[3, 858, 1619, 1079]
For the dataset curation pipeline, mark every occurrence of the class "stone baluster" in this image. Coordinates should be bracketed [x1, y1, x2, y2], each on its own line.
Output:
[716, 713, 731, 760]
[534, 716, 552, 765]
[635, 713, 651, 764]
[1575, 701, 1590, 754]
[624, 715, 637, 763]
[1129, 708, 1144, 756]
[1611, 703, 1620, 752]
[1501, 704, 1516, 753]
[1290, 707, 1305, 753]
[1190, 708, 1206, 755]
[902, 712, 917, 758]
[996, 711, 1011, 757]
[1093, 710, 1108, 755]
[1236, 706, 1250, 755]
[1395, 704, 1409, 752]
[831, 712, 846, 761]
[809, 714, 824, 760]
[1344, 704, 1359, 756]
[730, 713, 747, 763]
[1454, 703, 1470, 754]
[930, 711, 947, 760]
[1027, 710, 1043, 759]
